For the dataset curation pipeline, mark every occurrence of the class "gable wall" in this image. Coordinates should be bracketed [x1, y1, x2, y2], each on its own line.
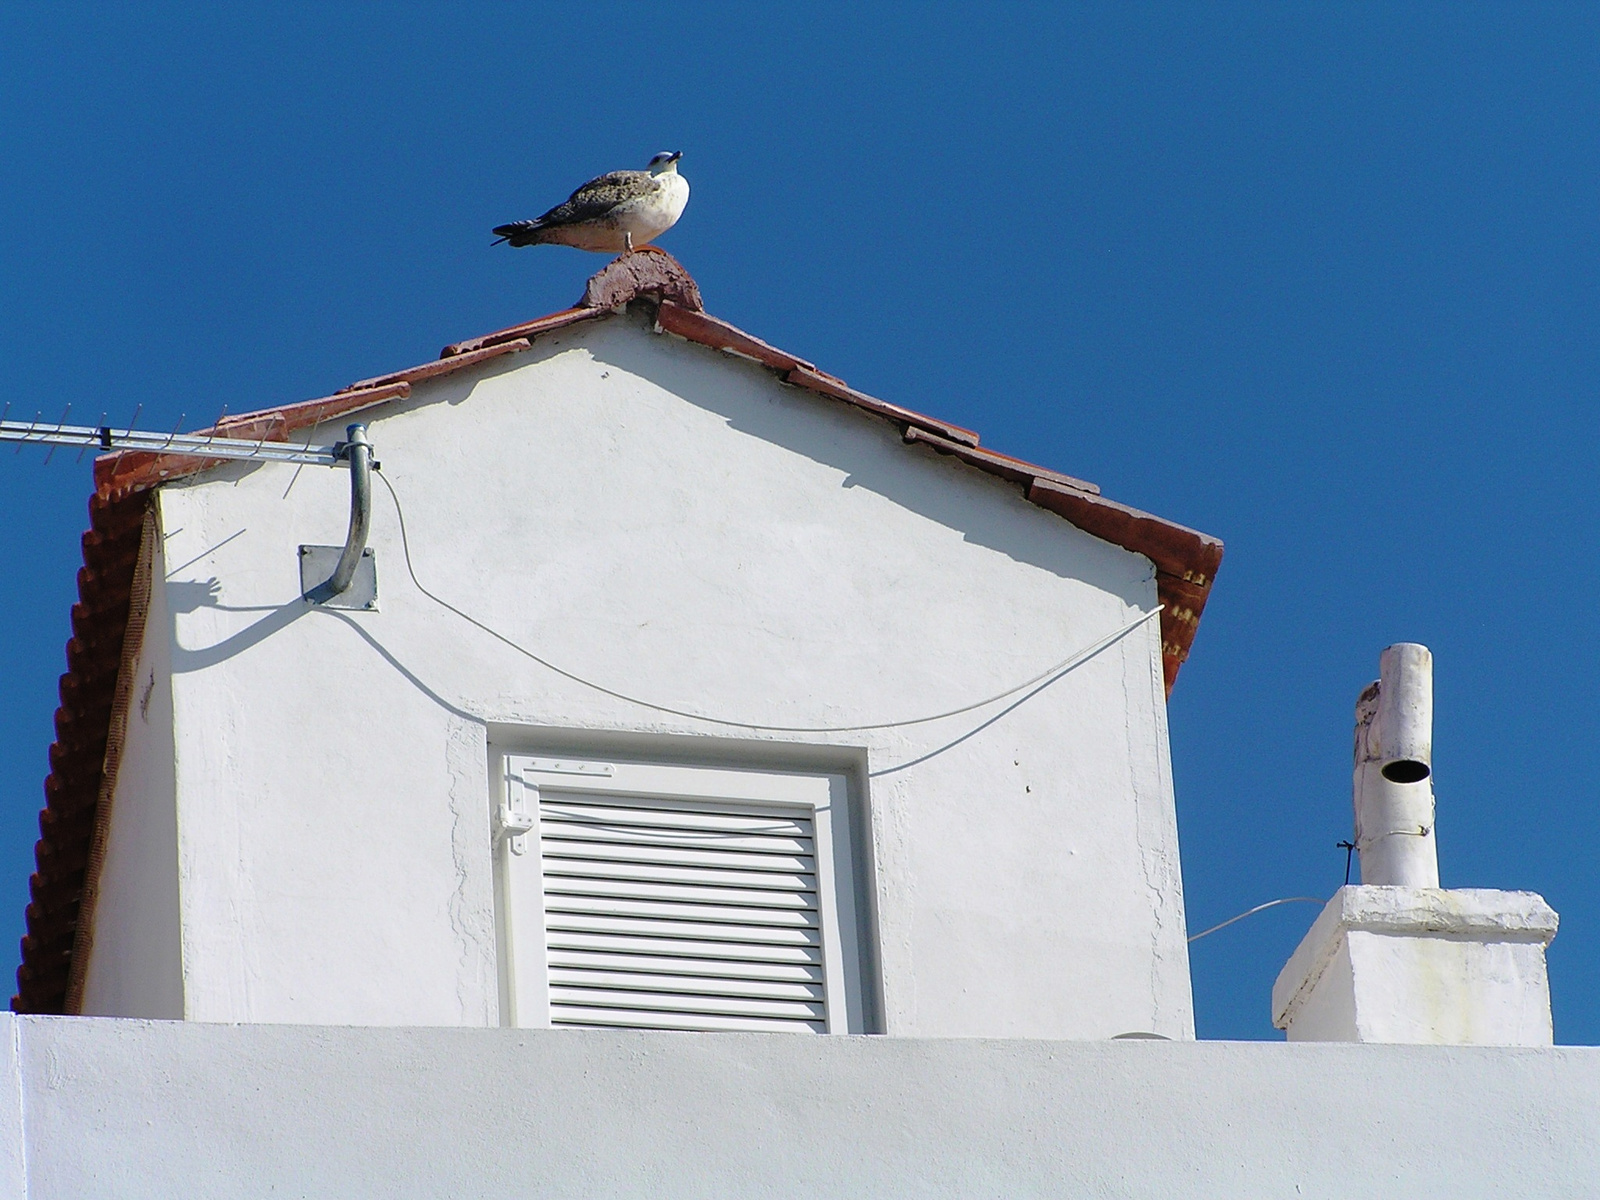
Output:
[147, 311, 1192, 1036]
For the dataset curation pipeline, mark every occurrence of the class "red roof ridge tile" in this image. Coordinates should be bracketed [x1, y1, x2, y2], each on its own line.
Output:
[579, 246, 703, 312]
[442, 249, 700, 358]
[14, 251, 1224, 1015]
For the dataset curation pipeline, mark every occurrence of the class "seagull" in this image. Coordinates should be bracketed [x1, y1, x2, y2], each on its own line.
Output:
[492, 152, 689, 255]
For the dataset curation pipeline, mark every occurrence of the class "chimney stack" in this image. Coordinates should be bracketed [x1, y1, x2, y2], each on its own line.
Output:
[1272, 644, 1558, 1045]
[1353, 643, 1438, 887]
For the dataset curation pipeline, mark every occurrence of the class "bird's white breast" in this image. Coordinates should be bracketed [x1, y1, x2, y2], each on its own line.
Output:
[615, 173, 689, 245]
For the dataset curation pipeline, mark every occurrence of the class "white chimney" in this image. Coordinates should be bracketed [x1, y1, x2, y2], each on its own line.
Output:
[1272, 644, 1558, 1045]
[1352, 643, 1438, 887]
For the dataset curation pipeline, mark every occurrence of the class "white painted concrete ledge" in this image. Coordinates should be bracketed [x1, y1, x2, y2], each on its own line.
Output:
[1274, 886, 1559, 1045]
[4, 1014, 1597, 1198]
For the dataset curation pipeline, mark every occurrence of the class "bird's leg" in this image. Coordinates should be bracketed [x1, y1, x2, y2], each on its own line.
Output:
[623, 231, 634, 254]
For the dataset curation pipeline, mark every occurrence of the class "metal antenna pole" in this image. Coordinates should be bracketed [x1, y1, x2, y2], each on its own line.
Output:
[324, 424, 372, 597]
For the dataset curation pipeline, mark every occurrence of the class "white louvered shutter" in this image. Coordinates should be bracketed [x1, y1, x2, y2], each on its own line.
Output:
[497, 758, 862, 1034]
[542, 793, 825, 1031]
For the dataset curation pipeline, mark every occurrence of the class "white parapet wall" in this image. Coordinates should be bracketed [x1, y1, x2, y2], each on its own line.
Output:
[1273, 886, 1558, 1044]
[0, 1014, 1595, 1198]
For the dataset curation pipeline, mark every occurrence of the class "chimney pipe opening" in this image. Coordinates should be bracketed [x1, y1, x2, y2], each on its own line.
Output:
[1380, 758, 1431, 784]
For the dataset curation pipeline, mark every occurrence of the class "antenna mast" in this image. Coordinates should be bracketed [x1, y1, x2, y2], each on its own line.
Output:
[1, 413, 377, 605]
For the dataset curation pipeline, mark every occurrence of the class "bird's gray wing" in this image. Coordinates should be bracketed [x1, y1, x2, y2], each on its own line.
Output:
[535, 170, 656, 225]
[493, 170, 656, 244]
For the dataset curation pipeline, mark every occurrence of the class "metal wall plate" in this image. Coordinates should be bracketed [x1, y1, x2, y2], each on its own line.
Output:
[523, 759, 616, 777]
[299, 545, 378, 610]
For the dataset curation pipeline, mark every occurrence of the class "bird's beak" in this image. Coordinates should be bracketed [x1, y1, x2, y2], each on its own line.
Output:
[667, 151, 683, 163]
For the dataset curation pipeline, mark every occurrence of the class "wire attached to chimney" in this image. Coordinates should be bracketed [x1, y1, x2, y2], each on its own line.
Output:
[1187, 897, 1327, 944]
[376, 471, 1162, 735]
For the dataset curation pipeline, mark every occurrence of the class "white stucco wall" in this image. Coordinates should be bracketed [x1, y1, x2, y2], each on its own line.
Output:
[1278, 935, 1359, 1040]
[1275, 887, 1557, 1044]
[79, 526, 184, 1019]
[142, 308, 1190, 1037]
[1342, 931, 1554, 1043]
[3, 1015, 1598, 1199]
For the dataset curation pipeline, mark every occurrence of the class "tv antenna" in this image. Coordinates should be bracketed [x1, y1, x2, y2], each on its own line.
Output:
[0, 409, 378, 607]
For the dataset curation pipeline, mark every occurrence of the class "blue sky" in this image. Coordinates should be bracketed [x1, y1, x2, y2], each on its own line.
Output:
[2, 5, 1596, 1040]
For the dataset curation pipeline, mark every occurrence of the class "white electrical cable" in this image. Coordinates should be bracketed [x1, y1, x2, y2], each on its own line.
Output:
[376, 471, 1163, 735]
[1187, 897, 1327, 944]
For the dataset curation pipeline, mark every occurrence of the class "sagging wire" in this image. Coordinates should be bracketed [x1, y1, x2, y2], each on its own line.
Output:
[1187, 897, 1327, 944]
[375, 470, 1163, 735]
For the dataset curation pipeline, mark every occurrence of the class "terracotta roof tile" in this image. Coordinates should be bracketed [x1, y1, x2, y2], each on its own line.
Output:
[652, 302, 816, 373]
[780, 366, 982, 450]
[15, 485, 146, 1013]
[901, 426, 1098, 495]
[342, 338, 531, 394]
[440, 308, 599, 358]
[1025, 478, 1224, 692]
[13, 250, 1223, 1014]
